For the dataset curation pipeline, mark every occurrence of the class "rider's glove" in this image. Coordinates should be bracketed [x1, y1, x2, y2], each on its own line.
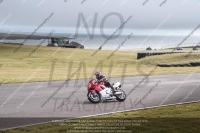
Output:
[99, 78, 107, 82]
[98, 79, 103, 82]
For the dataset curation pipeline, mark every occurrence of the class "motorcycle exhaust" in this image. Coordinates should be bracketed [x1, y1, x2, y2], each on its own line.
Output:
[105, 96, 116, 100]
[115, 92, 122, 95]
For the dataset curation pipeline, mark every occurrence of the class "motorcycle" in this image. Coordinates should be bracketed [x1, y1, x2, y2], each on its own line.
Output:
[87, 79, 126, 103]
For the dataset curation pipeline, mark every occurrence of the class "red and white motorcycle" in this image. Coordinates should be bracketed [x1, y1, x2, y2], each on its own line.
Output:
[87, 79, 126, 103]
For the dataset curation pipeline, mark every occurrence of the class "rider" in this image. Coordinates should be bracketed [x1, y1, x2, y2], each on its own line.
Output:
[94, 70, 116, 95]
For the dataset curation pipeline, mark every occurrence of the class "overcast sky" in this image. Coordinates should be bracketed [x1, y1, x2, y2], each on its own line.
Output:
[1, 0, 200, 35]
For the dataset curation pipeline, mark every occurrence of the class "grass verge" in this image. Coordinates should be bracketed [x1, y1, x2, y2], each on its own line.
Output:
[0, 44, 200, 84]
[3, 102, 200, 133]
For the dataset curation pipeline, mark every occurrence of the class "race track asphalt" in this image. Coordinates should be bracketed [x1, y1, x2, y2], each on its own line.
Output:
[0, 73, 200, 130]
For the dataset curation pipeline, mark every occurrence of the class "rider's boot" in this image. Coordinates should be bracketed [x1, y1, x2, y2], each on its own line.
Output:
[110, 86, 116, 96]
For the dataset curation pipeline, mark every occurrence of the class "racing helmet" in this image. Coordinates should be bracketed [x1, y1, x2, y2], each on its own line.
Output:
[94, 70, 101, 78]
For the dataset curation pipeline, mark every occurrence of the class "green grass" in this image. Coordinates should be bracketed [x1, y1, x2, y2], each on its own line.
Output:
[3, 103, 200, 133]
[1, 44, 200, 133]
[1, 44, 200, 84]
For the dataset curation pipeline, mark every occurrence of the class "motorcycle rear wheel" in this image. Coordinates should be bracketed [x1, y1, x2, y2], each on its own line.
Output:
[115, 89, 126, 102]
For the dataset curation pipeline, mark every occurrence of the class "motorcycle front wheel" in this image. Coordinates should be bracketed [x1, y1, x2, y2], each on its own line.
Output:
[115, 89, 126, 102]
[87, 92, 101, 103]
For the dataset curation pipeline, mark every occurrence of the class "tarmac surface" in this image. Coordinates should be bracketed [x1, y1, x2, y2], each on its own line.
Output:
[0, 73, 200, 130]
